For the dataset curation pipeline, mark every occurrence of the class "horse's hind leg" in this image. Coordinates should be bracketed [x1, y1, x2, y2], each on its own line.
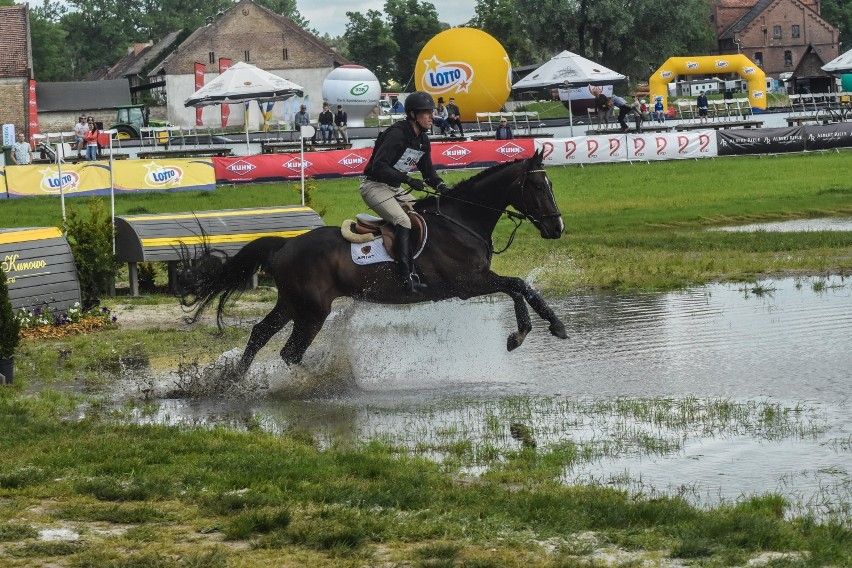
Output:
[237, 303, 291, 376]
[280, 312, 329, 365]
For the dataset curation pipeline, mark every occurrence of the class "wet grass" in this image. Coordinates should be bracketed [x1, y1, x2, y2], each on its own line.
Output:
[0, 390, 848, 567]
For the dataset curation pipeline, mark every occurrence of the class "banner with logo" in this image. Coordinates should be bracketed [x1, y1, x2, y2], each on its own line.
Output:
[194, 63, 205, 126]
[27, 79, 39, 143]
[716, 127, 805, 156]
[114, 159, 215, 192]
[213, 140, 536, 184]
[219, 58, 232, 127]
[5, 162, 113, 197]
[537, 131, 717, 166]
[802, 122, 852, 151]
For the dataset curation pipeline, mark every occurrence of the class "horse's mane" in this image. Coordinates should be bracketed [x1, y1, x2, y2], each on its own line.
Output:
[446, 156, 528, 195]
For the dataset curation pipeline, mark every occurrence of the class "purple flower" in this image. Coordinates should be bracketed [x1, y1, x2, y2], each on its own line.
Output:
[35, 307, 42, 315]
[111, 316, 117, 323]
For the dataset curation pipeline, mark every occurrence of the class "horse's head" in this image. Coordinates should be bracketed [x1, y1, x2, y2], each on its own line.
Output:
[512, 149, 564, 239]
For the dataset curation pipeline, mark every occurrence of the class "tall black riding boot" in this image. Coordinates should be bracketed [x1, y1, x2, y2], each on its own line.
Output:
[394, 225, 427, 293]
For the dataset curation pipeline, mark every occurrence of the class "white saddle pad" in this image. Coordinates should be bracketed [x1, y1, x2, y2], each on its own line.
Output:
[351, 238, 393, 265]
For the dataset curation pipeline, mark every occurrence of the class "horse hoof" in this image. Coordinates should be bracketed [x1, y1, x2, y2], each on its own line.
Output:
[507, 332, 525, 351]
[550, 322, 568, 339]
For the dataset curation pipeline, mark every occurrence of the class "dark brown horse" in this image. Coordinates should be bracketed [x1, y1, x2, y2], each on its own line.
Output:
[178, 149, 567, 376]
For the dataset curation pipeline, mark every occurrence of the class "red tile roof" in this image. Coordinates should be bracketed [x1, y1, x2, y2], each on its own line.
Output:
[0, 5, 31, 78]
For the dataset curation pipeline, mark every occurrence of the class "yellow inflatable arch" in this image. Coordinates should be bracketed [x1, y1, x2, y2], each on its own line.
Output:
[649, 55, 767, 111]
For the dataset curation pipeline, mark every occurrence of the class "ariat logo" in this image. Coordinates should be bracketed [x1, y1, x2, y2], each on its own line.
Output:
[442, 145, 472, 161]
[496, 142, 524, 157]
[421, 55, 474, 94]
[38, 167, 80, 194]
[283, 158, 312, 171]
[143, 161, 183, 188]
[225, 159, 256, 176]
[339, 153, 367, 169]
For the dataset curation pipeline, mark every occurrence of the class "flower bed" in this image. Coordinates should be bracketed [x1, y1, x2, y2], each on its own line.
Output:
[17, 303, 117, 340]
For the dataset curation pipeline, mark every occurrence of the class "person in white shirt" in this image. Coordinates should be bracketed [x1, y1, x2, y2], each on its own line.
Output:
[11, 133, 32, 165]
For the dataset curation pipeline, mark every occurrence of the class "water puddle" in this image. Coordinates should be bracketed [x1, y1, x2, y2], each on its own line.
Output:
[712, 217, 852, 232]
[96, 275, 851, 520]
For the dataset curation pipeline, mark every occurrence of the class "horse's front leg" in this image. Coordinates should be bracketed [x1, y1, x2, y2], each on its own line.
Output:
[506, 290, 532, 351]
[522, 286, 568, 340]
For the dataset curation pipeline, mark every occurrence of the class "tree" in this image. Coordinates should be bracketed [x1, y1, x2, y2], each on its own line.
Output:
[468, 0, 542, 66]
[822, 0, 852, 48]
[384, 0, 443, 89]
[343, 10, 399, 87]
[254, 0, 309, 28]
[29, 1, 73, 81]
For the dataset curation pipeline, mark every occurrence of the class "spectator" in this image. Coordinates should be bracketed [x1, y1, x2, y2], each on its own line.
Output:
[74, 115, 87, 158]
[433, 97, 449, 135]
[593, 88, 610, 130]
[334, 104, 348, 143]
[697, 91, 709, 124]
[294, 103, 310, 129]
[495, 117, 513, 140]
[11, 133, 32, 165]
[630, 97, 645, 132]
[318, 102, 334, 143]
[653, 97, 666, 123]
[84, 117, 99, 161]
[390, 98, 404, 114]
[446, 97, 464, 137]
[610, 94, 633, 131]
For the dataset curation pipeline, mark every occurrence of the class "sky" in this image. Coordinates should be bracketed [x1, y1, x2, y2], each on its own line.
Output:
[297, 0, 477, 38]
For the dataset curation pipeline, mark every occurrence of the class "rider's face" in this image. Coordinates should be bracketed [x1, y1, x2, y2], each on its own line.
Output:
[415, 109, 433, 131]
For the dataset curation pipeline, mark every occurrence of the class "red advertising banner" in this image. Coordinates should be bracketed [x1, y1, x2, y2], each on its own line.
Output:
[27, 79, 39, 143]
[212, 139, 537, 184]
[194, 63, 205, 126]
[218, 58, 232, 127]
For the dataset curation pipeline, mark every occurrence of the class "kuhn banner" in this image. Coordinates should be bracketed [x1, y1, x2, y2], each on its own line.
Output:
[213, 140, 537, 184]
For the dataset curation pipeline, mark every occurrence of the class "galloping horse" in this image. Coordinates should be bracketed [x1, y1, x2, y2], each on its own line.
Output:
[177, 149, 567, 376]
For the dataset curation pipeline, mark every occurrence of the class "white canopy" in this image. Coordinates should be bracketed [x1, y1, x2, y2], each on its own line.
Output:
[512, 50, 626, 90]
[822, 48, 852, 74]
[184, 61, 304, 107]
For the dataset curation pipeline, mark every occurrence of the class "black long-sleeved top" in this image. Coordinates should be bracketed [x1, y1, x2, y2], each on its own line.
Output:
[363, 120, 441, 188]
[318, 109, 334, 126]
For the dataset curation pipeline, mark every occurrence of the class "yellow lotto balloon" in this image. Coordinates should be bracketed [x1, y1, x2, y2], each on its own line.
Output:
[415, 28, 511, 122]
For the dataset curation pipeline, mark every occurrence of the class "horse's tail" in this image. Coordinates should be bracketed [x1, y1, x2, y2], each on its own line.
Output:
[177, 236, 288, 329]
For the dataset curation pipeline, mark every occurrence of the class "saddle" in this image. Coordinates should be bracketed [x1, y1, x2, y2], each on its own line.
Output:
[341, 211, 427, 260]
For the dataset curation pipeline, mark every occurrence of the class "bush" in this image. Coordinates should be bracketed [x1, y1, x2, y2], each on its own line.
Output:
[0, 268, 21, 359]
[65, 198, 120, 307]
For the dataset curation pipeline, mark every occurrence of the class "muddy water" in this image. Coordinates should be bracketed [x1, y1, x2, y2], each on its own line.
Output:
[132, 275, 851, 519]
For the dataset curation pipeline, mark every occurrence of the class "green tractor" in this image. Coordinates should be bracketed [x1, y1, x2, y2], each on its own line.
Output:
[111, 104, 170, 140]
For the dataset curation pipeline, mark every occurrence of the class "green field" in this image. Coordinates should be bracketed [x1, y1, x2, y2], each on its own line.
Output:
[3, 150, 851, 292]
[1, 151, 851, 566]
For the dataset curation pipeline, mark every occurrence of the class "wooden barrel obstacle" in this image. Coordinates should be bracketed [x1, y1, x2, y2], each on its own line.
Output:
[0, 227, 82, 313]
[114, 206, 325, 295]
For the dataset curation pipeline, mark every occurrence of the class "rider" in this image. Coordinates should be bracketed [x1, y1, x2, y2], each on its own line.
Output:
[361, 91, 450, 293]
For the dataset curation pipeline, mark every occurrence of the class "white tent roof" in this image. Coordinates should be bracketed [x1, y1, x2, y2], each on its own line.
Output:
[184, 61, 304, 107]
[822, 48, 852, 74]
[512, 50, 626, 90]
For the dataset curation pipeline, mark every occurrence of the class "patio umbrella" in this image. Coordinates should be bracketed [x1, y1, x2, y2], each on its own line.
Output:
[184, 61, 304, 150]
[822, 48, 852, 74]
[512, 50, 626, 136]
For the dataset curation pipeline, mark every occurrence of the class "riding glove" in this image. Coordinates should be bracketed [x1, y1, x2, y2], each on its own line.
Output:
[435, 182, 450, 194]
[406, 177, 425, 191]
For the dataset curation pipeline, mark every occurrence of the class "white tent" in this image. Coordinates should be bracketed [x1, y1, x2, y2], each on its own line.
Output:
[184, 61, 304, 151]
[512, 50, 626, 90]
[184, 61, 304, 107]
[512, 51, 626, 136]
[822, 48, 852, 74]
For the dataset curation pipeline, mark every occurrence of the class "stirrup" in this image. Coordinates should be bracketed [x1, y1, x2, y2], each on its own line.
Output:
[405, 272, 427, 293]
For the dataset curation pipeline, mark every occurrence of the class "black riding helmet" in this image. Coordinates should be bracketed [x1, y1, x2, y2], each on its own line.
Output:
[404, 91, 436, 119]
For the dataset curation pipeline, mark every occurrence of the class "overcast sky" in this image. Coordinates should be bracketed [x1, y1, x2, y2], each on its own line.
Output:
[297, 1, 477, 38]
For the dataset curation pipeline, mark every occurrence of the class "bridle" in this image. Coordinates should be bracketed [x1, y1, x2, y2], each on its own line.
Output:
[423, 160, 562, 255]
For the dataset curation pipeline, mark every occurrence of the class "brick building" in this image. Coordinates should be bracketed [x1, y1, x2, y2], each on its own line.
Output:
[0, 4, 33, 139]
[150, 0, 348, 127]
[711, 0, 839, 87]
